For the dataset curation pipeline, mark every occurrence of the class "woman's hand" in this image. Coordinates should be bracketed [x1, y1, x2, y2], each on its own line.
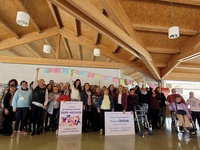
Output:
[98, 109, 100, 113]
[83, 105, 85, 111]
[123, 110, 126, 114]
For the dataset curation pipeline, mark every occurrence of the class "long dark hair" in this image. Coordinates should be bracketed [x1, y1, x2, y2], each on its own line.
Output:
[83, 83, 91, 92]
[73, 79, 82, 93]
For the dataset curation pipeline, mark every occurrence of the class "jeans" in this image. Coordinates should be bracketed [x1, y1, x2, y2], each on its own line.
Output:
[14, 107, 29, 131]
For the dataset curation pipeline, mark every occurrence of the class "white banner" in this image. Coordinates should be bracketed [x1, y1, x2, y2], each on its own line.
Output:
[58, 101, 83, 135]
[105, 112, 135, 136]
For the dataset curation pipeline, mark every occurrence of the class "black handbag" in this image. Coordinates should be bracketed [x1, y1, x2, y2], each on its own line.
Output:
[177, 109, 187, 115]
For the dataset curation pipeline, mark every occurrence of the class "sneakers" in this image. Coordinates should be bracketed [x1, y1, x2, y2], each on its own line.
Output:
[188, 128, 196, 135]
[11, 131, 17, 137]
[99, 129, 103, 135]
[20, 130, 28, 135]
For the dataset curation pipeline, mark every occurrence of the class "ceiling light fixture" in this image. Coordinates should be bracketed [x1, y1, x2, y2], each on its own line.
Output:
[94, 48, 100, 56]
[168, 2, 179, 39]
[43, 45, 51, 53]
[16, 11, 30, 27]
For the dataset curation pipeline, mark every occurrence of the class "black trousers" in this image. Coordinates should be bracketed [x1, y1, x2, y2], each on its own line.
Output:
[150, 109, 160, 128]
[14, 107, 29, 131]
[83, 109, 92, 131]
[191, 111, 200, 128]
[100, 109, 110, 131]
[3, 108, 14, 135]
[115, 104, 124, 111]
[32, 104, 43, 132]
[91, 107, 100, 131]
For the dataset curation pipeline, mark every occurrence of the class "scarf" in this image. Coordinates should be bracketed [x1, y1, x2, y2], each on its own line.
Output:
[86, 90, 91, 105]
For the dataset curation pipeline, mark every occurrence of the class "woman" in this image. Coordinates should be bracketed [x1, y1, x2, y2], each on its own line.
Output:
[113, 85, 127, 113]
[127, 88, 141, 112]
[46, 84, 53, 93]
[2, 81, 18, 136]
[71, 79, 82, 101]
[61, 83, 70, 94]
[11, 80, 32, 137]
[81, 83, 92, 132]
[91, 86, 101, 131]
[108, 84, 116, 97]
[155, 87, 166, 127]
[149, 89, 160, 129]
[47, 85, 61, 133]
[31, 68, 48, 136]
[97, 88, 114, 135]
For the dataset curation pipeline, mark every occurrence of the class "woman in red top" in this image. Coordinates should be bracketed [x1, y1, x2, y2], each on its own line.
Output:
[149, 89, 160, 129]
[57, 89, 71, 102]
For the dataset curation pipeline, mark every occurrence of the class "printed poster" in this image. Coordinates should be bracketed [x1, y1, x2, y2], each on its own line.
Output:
[58, 101, 83, 135]
[105, 112, 135, 136]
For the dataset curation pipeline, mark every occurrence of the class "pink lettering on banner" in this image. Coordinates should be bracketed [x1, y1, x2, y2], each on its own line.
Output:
[101, 75, 107, 80]
[112, 78, 119, 83]
[55, 68, 61, 73]
[87, 72, 94, 78]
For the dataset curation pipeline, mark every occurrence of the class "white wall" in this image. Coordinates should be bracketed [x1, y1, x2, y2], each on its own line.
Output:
[0, 63, 120, 87]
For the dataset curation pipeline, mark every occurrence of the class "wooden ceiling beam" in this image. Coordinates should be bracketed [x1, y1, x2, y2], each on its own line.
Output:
[60, 28, 153, 77]
[15, 0, 42, 33]
[91, 54, 95, 61]
[0, 27, 59, 51]
[61, 37, 73, 58]
[56, 34, 61, 59]
[94, 6, 104, 45]
[161, 34, 200, 78]
[132, 23, 199, 36]
[47, 1, 62, 29]
[0, 18, 20, 39]
[74, 19, 80, 36]
[0, 55, 124, 69]
[106, 58, 111, 62]
[43, 39, 56, 56]
[6, 49, 22, 57]
[146, 47, 180, 54]
[49, 0, 140, 58]
[159, 0, 200, 6]
[24, 44, 42, 58]
[78, 45, 82, 60]
[176, 63, 200, 70]
[99, 0, 160, 80]
[129, 56, 136, 61]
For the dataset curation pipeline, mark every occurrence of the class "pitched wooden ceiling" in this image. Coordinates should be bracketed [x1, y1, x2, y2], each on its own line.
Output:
[0, 0, 199, 83]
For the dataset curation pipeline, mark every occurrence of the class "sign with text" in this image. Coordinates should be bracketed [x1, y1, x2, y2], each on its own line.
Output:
[105, 112, 135, 136]
[58, 101, 83, 135]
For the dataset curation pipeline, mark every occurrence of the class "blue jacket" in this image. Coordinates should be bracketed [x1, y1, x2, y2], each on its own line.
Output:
[12, 89, 32, 110]
[97, 95, 114, 110]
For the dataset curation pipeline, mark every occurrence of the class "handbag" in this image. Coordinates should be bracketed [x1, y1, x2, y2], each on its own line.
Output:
[177, 109, 187, 115]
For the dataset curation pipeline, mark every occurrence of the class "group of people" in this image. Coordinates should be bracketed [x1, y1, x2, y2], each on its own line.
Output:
[0, 68, 200, 137]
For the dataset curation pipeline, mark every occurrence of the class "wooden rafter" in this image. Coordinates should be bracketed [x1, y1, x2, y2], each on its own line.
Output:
[112, 45, 119, 54]
[0, 27, 59, 51]
[49, 0, 140, 58]
[94, 6, 104, 45]
[163, 72, 200, 81]
[176, 63, 200, 70]
[161, 34, 200, 78]
[61, 37, 72, 58]
[0, 55, 123, 69]
[146, 47, 180, 54]
[129, 56, 136, 61]
[159, 0, 200, 6]
[24, 44, 42, 58]
[15, 0, 41, 33]
[6, 49, 22, 57]
[60, 28, 153, 77]
[78, 45, 82, 60]
[0, 18, 20, 39]
[47, 1, 62, 29]
[98, 0, 160, 80]
[132, 24, 199, 36]
[74, 19, 80, 36]
[56, 34, 61, 59]
[43, 39, 56, 56]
